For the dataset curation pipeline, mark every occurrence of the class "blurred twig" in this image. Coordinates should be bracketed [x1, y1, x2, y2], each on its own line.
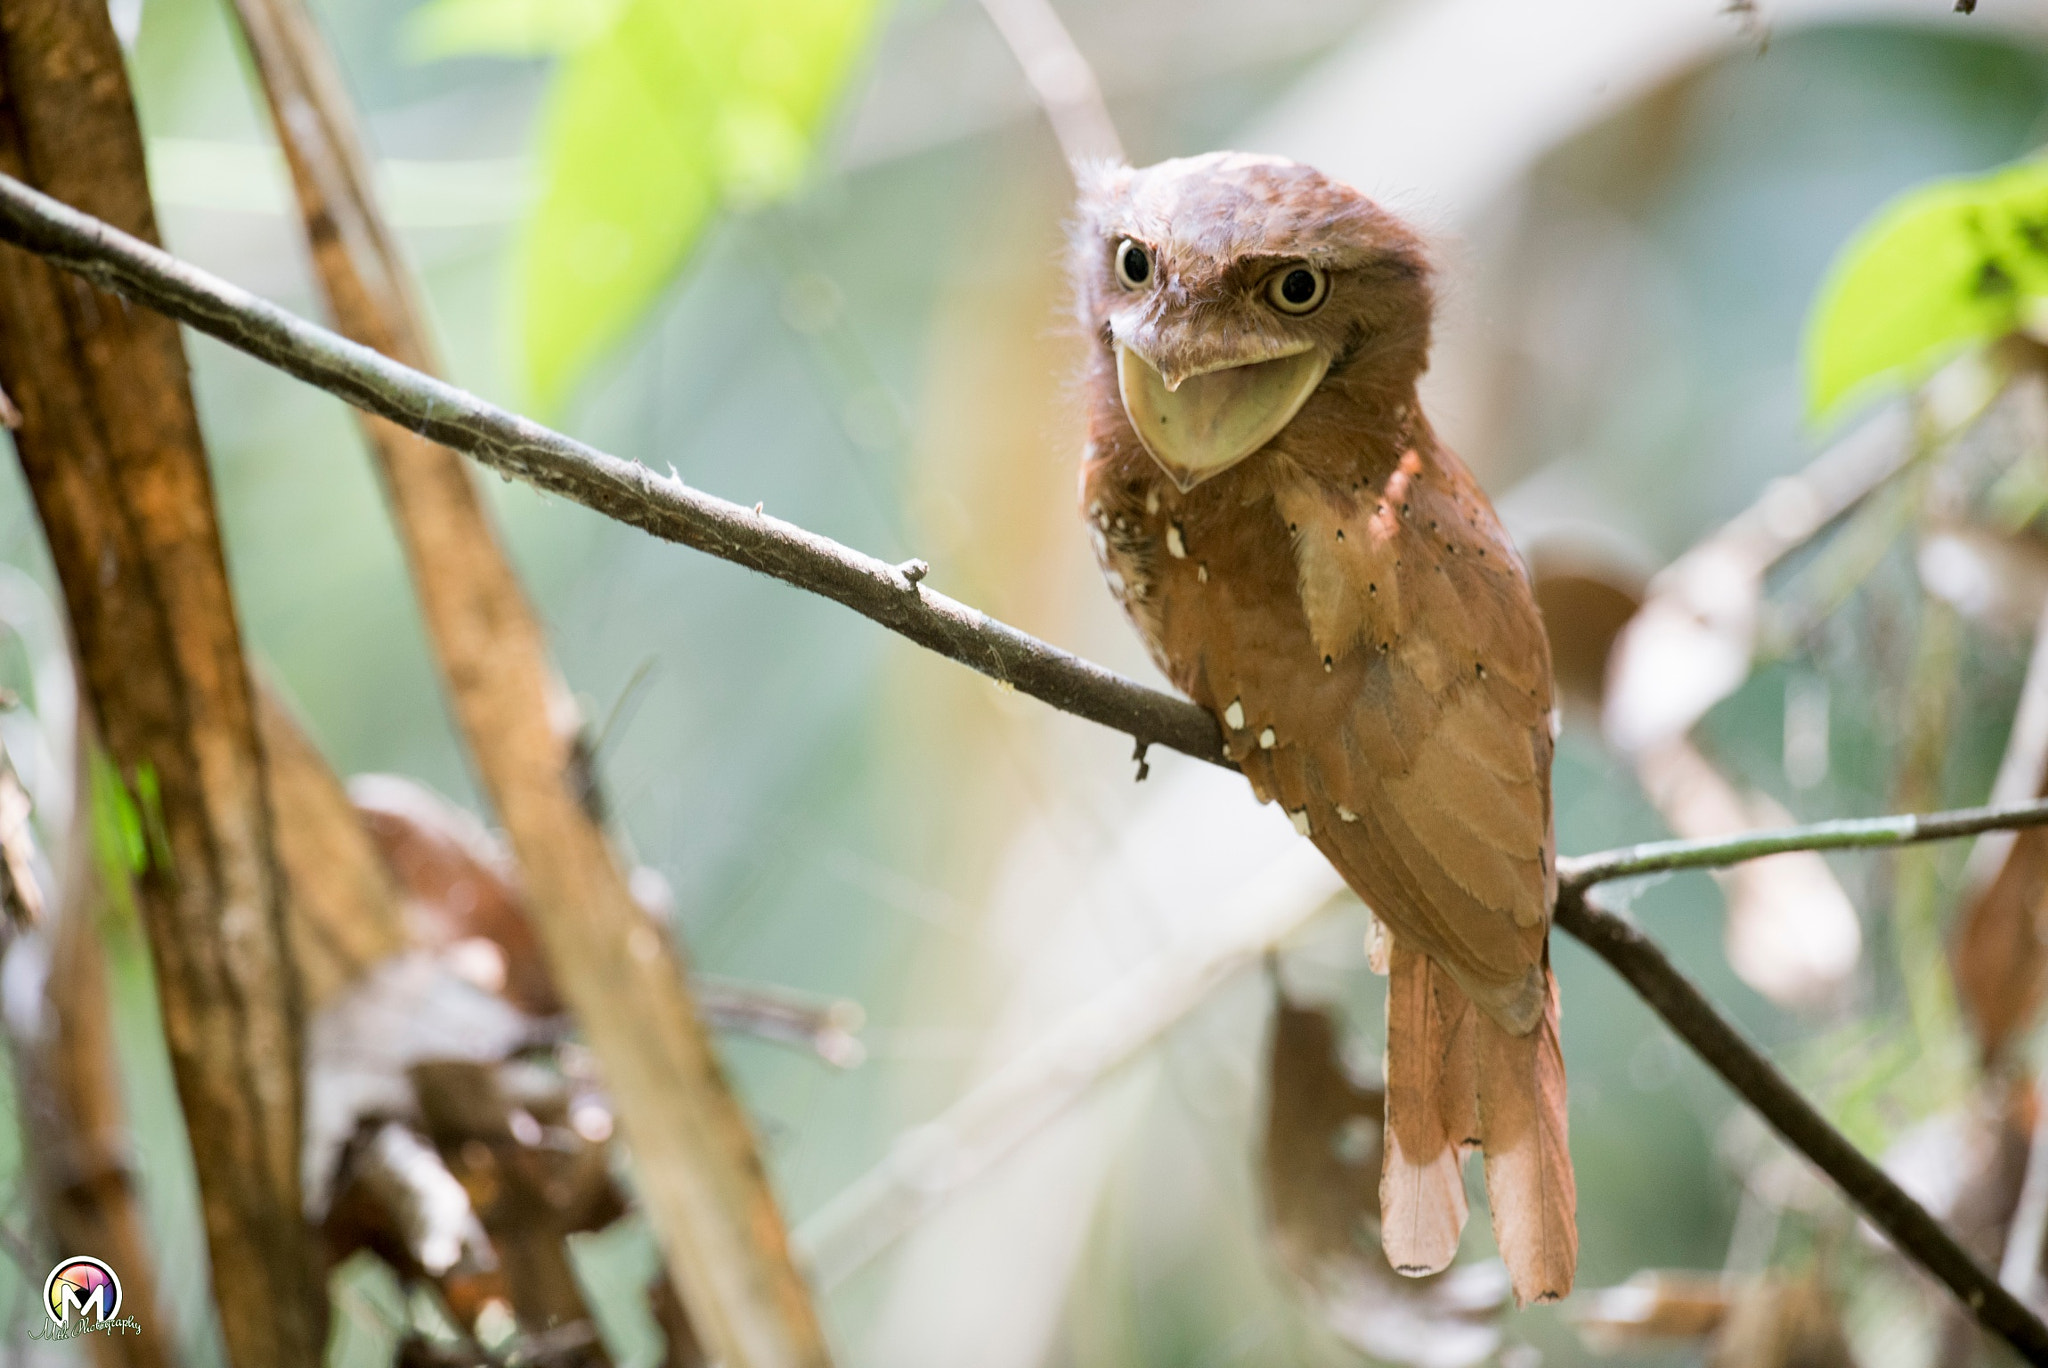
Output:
[9, 173, 2048, 1360]
[973, 0, 1124, 170]
[217, 1, 829, 1360]
[794, 846, 1344, 1287]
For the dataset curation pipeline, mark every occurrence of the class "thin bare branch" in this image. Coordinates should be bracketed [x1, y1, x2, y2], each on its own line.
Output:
[794, 847, 1343, 1287]
[1556, 888, 2048, 1361]
[1558, 796, 2048, 893]
[973, 0, 1124, 171]
[0, 170, 1225, 769]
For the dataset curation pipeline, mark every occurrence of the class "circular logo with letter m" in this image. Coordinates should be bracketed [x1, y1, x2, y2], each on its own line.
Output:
[43, 1257, 121, 1327]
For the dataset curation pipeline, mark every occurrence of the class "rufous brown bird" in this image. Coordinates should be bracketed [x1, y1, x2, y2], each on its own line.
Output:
[1071, 152, 1575, 1304]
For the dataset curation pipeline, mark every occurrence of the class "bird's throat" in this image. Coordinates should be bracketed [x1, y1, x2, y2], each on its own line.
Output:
[1116, 345, 1329, 492]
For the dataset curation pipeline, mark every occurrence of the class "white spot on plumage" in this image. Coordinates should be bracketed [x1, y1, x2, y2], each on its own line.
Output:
[1258, 727, 1276, 749]
[1197, 564, 1209, 583]
[1166, 523, 1186, 558]
[1337, 805, 1358, 823]
[1290, 808, 1311, 836]
[1145, 488, 1160, 514]
[1224, 699, 1245, 730]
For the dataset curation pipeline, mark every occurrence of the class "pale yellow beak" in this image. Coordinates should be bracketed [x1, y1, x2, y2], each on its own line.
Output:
[1116, 344, 1329, 492]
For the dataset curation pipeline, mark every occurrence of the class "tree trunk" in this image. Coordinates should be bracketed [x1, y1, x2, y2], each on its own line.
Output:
[0, 0, 323, 1361]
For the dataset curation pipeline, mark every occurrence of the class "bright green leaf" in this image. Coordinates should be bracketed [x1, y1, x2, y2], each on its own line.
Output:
[89, 753, 148, 877]
[1805, 156, 2048, 422]
[403, 0, 627, 59]
[510, 0, 883, 410]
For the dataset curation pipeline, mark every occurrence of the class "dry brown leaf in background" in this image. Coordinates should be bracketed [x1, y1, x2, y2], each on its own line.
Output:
[410, 1059, 625, 1353]
[1260, 993, 1505, 1368]
[352, 774, 562, 1015]
[1955, 829, 2048, 1068]
[1571, 1270, 1730, 1352]
[304, 952, 540, 1221]
[1954, 598, 2048, 1067]
[352, 774, 865, 1063]
[1708, 1274, 1857, 1368]
[1528, 552, 1644, 723]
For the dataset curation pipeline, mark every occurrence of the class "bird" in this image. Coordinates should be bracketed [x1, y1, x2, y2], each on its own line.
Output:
[1069, 151, 1575, 1305]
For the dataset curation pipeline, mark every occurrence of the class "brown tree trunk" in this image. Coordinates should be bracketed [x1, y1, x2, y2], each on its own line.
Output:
[0, 0, 323, 1361]
[222, 0, 833, 1361]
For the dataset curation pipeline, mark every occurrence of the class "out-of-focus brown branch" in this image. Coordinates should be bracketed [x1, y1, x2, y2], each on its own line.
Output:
[259, 684, 408, 1010]
[218, 2, 830, 1361]
[12, 171, 2048, 1359]
[0, 4, 323, 1359]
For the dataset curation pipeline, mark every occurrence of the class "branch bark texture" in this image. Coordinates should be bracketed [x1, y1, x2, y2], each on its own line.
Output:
[1556, 889, 2048, 1361]
[1558, 795, 2048, 892]
[0, 169, 1229, 771]
[0, 8, 321, 1360]
[218, 3, 829, 1361]
[7, 167, 2048, 1359]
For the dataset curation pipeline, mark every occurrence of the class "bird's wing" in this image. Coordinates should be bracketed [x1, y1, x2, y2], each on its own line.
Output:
[1194, 444, 1555, 1027]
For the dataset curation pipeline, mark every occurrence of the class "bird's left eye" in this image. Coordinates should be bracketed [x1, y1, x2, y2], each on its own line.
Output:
[1114, 239, 1153, 290]
[1265, 264, 1328, 315]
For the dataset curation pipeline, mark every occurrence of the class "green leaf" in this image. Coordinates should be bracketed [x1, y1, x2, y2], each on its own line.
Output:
[1805, 156, 2048, 422]
[89, 753, 148, 877]
[502, 0, 883, 410]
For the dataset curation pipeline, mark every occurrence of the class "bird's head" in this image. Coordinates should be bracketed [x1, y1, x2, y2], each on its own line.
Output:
[1072, 152, 1433, 491]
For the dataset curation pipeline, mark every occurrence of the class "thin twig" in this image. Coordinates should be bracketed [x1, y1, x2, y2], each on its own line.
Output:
[1558, 795, 2048, 892]
[4, 174, 2048, 1360]
[794, 846, 1344, 1287]
[1556, 889, 2048, 1362]
[0, 172, 1225, 771]
[973, 0, 1124, 171]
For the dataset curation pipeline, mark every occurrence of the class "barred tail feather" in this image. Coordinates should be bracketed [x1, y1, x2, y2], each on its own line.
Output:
[1380, 939, 1471, 1275]
[1476, 965, 1577, 1306]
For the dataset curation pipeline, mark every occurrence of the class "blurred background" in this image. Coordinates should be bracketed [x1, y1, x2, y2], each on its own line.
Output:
[8, 0, 2048, 1364]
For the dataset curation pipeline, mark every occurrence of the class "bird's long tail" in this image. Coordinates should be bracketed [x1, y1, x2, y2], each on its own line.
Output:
[1380, 937, 1576, 1306]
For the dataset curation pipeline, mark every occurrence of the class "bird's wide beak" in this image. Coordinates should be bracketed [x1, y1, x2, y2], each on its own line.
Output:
[1116, 344, 1329, 492]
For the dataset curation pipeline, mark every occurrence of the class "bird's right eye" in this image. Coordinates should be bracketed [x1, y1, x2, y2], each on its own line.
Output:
[1114, 239, 1152, 290]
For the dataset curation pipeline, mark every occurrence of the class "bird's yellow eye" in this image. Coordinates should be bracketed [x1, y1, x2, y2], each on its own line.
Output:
[1114, 239, 1153, 291]
[1265, 264, 1328, 315]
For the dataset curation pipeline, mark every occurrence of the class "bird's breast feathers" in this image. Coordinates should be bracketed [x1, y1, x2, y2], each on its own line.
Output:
[1081, 431, 1557, 1030]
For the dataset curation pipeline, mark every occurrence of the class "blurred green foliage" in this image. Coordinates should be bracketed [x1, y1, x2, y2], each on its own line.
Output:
[410, 0, 887, 408]
[1806, 153, 2048, 421]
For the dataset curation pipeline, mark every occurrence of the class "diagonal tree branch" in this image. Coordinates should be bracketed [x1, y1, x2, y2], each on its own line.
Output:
[3, 170, 2048, 1360]
[0, 170, 1229, 772]
[1556, 889, 2048, 1361]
